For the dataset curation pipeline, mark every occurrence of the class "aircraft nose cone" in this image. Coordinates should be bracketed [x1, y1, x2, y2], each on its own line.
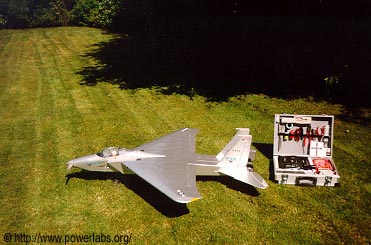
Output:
[66, 160, 74, 172]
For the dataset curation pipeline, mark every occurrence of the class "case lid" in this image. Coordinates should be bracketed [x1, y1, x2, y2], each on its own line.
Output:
[273, 114, 334, 157]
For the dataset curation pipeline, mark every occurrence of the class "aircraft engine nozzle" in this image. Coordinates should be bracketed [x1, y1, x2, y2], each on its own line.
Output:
[66, 160, 74, 172]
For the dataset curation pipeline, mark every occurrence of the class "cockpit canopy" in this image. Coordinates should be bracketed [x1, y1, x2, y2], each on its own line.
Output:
[97, 147, 120, 157]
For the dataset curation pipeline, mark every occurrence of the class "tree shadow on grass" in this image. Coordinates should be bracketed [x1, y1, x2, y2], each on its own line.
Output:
[78, 19, 269, 101]
[79, 17, 315, 100]
[78, 14, 371, 105]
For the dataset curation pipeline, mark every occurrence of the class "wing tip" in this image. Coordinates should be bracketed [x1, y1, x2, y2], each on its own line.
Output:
[175, 189, 202, 203]
[181, 127, 198, 134]
[190, 197, 202, 202]
[175, 196, 202, 204]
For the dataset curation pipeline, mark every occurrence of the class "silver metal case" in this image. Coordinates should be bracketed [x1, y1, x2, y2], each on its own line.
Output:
[273, 114, 340, 186]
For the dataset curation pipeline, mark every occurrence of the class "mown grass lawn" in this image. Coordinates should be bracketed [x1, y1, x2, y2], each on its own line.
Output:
[0, 27, 370, 244]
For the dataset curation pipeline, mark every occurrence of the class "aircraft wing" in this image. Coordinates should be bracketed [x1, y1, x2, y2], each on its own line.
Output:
[123, 128, 202, 203]
[132, 128, 197, 155]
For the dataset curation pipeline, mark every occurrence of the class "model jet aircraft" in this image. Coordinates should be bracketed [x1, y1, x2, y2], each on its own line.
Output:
[66, 128, 268, 203]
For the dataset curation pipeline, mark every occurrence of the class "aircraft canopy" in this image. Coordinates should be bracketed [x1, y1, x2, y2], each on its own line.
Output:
[98, 147, 119, 157]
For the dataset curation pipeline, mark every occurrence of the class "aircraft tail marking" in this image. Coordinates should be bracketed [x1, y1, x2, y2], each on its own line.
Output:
[216, 128, 252, 167]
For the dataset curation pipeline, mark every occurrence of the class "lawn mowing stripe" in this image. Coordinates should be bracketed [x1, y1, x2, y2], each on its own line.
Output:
[71, 84, 137, 149]
[97, 87, 163, 145]
[36, 29, 83, 159]
[113, 89, 174, 138]
[0, 28, 83, 232]
[30, 28, 119, 232]
[24, 33, 61, 232]
[0, 29, 42, 232]
[31, 29, 159, 232]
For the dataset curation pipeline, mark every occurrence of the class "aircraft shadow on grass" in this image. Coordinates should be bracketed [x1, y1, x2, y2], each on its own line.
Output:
[65, 171, 189, 217]
[252, 143, 275, 181]
[65, 171, 260, 217]
[252, 143, 273, 160]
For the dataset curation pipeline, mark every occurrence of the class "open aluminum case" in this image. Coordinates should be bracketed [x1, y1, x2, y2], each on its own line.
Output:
[273, 114, 340, 186]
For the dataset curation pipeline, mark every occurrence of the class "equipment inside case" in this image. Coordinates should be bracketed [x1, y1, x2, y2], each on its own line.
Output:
[273, 114, 340, 186]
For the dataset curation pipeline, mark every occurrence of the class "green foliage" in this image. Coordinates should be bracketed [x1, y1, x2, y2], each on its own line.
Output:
[0, 0, 32, 28]
[70, 0, 97, 26]
[71, 0, 122, 28]
[0, 14, 6, 28]
[324, 75, 341, 87]
[0, 0, 122, 28]
[31, 0, 71, 27]
[324, 74, 343, 99]
[0, 0, 72, 28]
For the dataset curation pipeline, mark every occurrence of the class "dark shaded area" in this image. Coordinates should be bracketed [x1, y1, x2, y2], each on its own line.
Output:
[66, 171, 189, 217]
[253, 143, 275, 181]
[117, 0, 370, 18]
[253, 143, 273, 160]
[268, 159, 276, 182]
[197, 176, 260, 197]
[78, 1, 371, 109]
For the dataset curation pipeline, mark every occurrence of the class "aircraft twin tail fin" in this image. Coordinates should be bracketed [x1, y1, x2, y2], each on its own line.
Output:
[216, 128, 268, 189]
[216, 128, 253, 167]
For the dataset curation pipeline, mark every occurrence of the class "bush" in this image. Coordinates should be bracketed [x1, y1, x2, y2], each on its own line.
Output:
[31, 0, 71, 27]
[0, 0, 122, 29]
[0, 14, 6, 28]
[71, 0, 122, 28]
[0, 0, 32, 28]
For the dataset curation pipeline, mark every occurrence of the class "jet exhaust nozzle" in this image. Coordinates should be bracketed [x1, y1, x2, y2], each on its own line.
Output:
[66, 160, 74, 172]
